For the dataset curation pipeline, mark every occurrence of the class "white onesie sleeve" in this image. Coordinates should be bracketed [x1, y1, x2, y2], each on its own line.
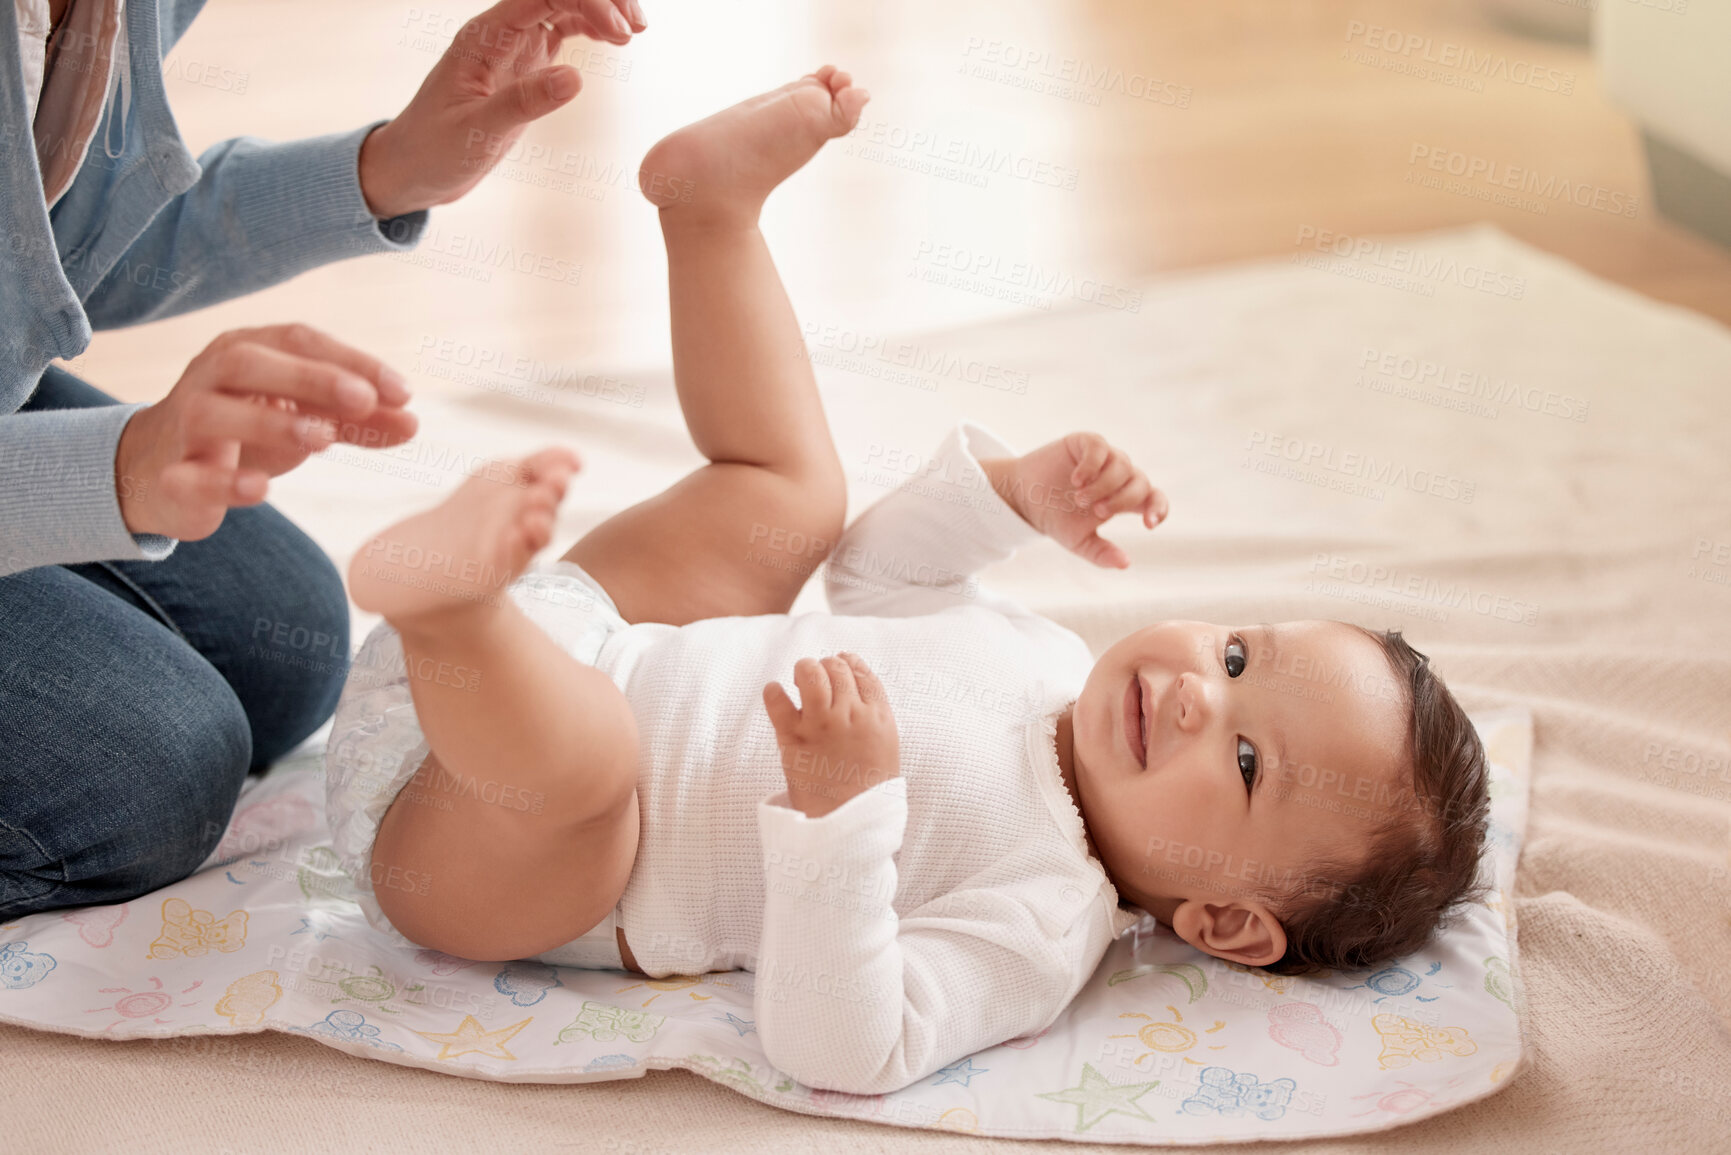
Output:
[825, 422, 1047, 622]
[754, 778, 1076, 1095]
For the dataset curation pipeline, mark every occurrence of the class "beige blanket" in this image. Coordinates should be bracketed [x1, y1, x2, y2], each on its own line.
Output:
[8, 225, 1729, 1152]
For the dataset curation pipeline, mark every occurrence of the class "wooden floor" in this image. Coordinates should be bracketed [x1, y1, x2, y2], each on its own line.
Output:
[69, 0, 1731, 407]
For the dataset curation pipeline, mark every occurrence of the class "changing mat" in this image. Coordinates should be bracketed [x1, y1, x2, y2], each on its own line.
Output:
[0, 705, 1532, 1144]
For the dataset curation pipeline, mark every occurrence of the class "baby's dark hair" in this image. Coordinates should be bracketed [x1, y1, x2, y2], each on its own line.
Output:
[1248, 627, 1493, 977]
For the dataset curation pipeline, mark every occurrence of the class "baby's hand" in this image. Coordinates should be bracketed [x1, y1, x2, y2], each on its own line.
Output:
[983, 432, 1169, 569]
[762, 652, 901, 819]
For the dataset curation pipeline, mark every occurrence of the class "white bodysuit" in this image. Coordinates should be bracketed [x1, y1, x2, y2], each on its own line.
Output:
[325, 422, 1141, 1095]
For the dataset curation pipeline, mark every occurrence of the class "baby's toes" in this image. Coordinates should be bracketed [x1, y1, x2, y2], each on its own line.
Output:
[517, 506, 556, 554]
[520, 446, 582, 486]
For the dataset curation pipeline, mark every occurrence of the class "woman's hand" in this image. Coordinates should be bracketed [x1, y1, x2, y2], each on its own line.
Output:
[980, 432, 1169, 569]
[358, 0, 648, 219]
[114, 324, 417, 541]
[762, 652, 901, 819]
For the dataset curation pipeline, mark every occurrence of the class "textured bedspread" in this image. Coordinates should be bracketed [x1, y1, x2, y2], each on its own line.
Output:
[5, 225, 1728, 1153]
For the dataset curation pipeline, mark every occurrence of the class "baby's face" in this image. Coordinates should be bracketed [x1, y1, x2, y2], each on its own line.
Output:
[1071, 619, 1412, 946]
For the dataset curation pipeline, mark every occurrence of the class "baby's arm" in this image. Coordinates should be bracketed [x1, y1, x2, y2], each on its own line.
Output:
[755, 653, 1077, 1092]
[824, 424, 1167, 621]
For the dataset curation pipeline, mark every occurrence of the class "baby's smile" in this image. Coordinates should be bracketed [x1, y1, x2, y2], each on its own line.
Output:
[1121, 671, 1152, 769]
[1061, 619, 1413, 960]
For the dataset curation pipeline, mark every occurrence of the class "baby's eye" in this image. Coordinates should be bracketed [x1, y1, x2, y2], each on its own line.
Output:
[1237, 737, 1258, 792]
[1223, 635, 1247, 678]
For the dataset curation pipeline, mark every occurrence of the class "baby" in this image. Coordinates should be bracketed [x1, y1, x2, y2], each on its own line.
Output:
[323, 67, 1492, 1095]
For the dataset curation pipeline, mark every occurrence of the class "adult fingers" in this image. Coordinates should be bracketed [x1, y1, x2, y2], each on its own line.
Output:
[196, 333, 396, 420]
[186, 393, 337, 458]
[473, 66, 582, 140]
[792, 657, 832, 713]
[545, 0, 634, 41]
[762, 682, 800, 732]
[330, 405, 420, 453]
[227, 324, 410, 407]
[486, 0, 564, 32]
[157, 460, 269, 527]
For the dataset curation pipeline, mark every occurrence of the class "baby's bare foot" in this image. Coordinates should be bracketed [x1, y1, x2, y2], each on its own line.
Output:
[639, 65, 870, 225]
[349, 447, 580, 630]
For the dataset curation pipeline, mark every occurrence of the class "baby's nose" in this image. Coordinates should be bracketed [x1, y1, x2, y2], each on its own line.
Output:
[1173, 671, 1213, 730]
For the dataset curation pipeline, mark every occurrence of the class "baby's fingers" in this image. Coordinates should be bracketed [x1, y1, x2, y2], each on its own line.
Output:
[1144, 485, 1170, 529]
[792, 657, 832, 713]
[840, 652, 888, 707]
[821, 654, 860, 704]
[1073, 529, 1131, 570]
[762, 681, 800, 732]
[1098, 474, 1156, 524]
[1066, 432, 1111, 489]
[1078, 455, 1135, 518]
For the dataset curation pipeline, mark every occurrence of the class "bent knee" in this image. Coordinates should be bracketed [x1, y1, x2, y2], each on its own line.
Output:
[372, 788, 637, 962]
[0, 684, 251, 916]
[775, 460, 847, 560]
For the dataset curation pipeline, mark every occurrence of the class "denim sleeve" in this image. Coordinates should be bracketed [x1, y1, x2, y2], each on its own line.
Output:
[80, 122, 428, 328]
[0, 402, 175, 575]
[0, 124, 427, 571]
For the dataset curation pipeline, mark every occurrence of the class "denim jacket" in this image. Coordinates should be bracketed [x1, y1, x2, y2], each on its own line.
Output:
[0, 0, 428, 576]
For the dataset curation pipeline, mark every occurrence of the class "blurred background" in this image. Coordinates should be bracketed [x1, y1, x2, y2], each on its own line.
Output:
[68, 0, 1731, 405]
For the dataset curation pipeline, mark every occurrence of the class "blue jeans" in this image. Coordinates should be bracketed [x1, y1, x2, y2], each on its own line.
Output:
[0, 367, 350, 920]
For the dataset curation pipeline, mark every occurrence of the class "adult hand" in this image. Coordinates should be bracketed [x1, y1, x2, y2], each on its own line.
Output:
[979, 432, 1169, 569]
[358, 0, 648, 219]
[114, 324, 417, 540]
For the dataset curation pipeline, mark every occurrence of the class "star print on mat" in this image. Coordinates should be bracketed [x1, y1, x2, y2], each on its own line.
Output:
[289, 917, 337, 941]
[715, 1012, 755, 1036]
[932, 1057, 988, 1087]
[414, 1014, 533, 1061]
[1035, 1062, 1161, 1133]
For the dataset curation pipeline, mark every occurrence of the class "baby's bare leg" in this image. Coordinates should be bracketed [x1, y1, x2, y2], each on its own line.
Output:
[348, 450, 640, 962]
[563, 67, 870, 625]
